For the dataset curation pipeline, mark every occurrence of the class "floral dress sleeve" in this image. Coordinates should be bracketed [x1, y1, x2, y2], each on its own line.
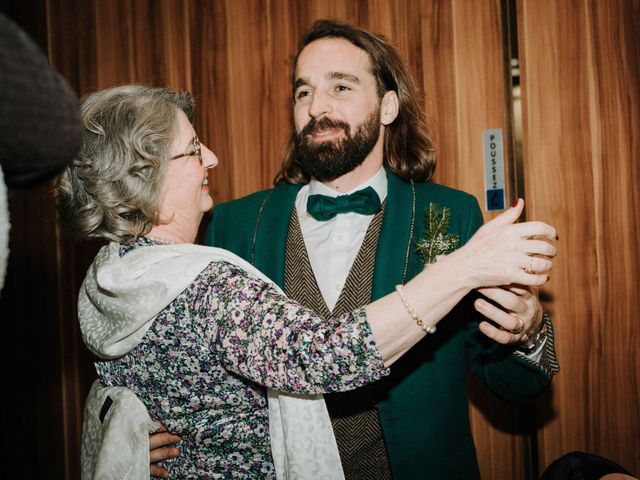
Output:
[189, 261, 389, 394]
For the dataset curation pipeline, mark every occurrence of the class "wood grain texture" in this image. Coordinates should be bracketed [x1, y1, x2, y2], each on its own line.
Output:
[421, 2, 527, 478]
[435, 0, 514, 208]
[43, 3, 525, 479]
[0, 0, 629, 477]
[518, 0, 640, 474]
[0, 186, 67, 477]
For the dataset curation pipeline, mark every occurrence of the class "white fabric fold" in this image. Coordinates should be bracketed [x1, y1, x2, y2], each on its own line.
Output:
[81, 380, 160, 480]
[269, 390, 345, 479]
[0, 166, 9, 292]
[79, 241, 343, 479]
[79, 242, 270, 359]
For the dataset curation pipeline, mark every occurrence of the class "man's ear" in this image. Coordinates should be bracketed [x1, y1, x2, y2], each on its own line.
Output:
[380, 91, 399, 126]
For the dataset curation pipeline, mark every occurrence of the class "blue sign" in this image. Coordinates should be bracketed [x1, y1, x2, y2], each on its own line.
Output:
[483, 129, 507, 211]
[486, 189, 505, 210]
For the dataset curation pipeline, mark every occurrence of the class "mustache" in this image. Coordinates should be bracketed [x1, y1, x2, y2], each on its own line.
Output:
[300, 117, 351, 138]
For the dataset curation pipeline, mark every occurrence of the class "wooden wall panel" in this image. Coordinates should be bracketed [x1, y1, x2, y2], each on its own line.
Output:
[1, 0, 630, 477]
[518, 0, 640, 474]
[41, 1, 533, 478]
[94, 1, 135, 84]
[421, 0, 458, 188]
[0, 187, 67, 477]
[130, 1, 193, 89]
[421, 2, 527, 478]
[46, 0, 99, 92]
[208, 1, 285, 199]
[448, 0, 513, 207]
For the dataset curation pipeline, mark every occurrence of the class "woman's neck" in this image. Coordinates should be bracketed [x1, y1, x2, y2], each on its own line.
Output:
[146, 223, 197, 244]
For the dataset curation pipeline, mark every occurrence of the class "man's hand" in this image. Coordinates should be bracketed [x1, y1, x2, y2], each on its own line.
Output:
[474, 285, 545, 345]
[150, 423, 182, 479]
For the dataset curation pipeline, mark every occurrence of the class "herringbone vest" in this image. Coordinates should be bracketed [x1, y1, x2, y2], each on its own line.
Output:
[283, 204, 393, 480]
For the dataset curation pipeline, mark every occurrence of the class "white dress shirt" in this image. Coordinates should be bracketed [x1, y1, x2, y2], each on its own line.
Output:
[295, 167, 387, 311]
[294, 167, 546, 361]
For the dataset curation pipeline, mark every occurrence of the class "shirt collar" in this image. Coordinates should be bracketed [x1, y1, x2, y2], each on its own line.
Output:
[308, 166, 387, 201]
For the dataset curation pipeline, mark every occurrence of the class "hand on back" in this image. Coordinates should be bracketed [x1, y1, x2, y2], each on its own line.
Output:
[149, 423, 182, 478]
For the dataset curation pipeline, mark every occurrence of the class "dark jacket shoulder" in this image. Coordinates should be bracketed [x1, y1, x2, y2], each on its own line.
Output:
[205, 187, 272, 253]
[205, 182, 300, 256]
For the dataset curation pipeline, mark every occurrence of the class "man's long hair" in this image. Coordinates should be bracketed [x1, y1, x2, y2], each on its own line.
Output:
[275, 19, 436, 185]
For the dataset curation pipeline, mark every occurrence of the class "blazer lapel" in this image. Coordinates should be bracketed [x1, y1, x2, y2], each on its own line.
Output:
[252, 182, 301, 289]
[371, 172, 419, 301]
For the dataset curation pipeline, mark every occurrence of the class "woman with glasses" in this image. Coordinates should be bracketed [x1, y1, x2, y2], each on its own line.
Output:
[57, 85, 556, 478]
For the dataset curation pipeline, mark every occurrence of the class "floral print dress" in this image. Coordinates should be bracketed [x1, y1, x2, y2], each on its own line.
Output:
[94, 238, 388, 479]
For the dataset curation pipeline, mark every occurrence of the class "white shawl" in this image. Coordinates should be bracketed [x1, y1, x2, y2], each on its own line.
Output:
[79, 241, 344, 479]
[0, 166, 9, 293]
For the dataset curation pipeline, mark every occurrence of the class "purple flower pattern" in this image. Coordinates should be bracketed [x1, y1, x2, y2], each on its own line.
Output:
[94, 238, 388, 478]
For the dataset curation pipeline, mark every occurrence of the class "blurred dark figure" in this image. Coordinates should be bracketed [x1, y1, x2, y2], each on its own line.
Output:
[541, 451, 637, 480]
[0, 12, 82, 291]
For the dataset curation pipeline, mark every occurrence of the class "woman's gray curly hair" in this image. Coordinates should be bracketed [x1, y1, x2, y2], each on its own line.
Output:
[56, 85, 194, 243]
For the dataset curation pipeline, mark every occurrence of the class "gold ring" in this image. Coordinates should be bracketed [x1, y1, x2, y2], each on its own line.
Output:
[524, 258, 535, 274]
[509, 315, 525, 334]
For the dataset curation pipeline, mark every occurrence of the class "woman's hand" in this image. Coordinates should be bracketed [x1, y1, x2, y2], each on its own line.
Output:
[450, 199, 557, 290]
[474, 285, 545, 345]
[367, 199, 557, 365]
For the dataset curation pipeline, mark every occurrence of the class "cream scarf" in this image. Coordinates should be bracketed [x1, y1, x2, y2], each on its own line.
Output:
[0, 166, 9, 292]
[79, 242, 344, 479]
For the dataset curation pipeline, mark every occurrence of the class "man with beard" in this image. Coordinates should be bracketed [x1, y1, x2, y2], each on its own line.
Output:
[203, 19, 558, 480]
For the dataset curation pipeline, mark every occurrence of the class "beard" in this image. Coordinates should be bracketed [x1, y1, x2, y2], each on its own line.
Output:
[294, 108, 381, 182]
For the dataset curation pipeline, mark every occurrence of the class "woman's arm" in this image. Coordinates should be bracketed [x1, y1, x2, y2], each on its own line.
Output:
[368, 199, 556, 365]
[200, 199, 556, 391]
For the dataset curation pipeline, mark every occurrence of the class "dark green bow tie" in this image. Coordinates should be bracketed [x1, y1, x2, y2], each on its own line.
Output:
[306, 186, 381, 221]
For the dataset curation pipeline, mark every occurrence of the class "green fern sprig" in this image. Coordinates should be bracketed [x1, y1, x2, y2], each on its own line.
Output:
[415, 203, 460, 264]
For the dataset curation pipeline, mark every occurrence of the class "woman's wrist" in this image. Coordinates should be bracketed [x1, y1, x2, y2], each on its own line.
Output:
[431, 247, 478, 292]
[395, 285, 437, 334]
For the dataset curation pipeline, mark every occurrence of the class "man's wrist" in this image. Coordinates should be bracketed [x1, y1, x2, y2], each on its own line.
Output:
[516, 311, 550, 353]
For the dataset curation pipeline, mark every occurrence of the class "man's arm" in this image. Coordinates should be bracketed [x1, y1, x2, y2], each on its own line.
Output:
[466, 285, 559, 402]
[456, 196, 559, 401]
[149, 425, 182, 479]
[475, 285, 559, 375]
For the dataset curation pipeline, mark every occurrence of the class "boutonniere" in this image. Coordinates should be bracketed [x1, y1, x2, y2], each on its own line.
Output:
[415, 203, 460, 264]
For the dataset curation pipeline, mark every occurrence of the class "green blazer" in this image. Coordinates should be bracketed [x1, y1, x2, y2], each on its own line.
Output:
[205, 172, 553, 479]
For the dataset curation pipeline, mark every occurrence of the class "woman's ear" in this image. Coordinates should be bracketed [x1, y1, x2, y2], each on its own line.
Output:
[380, 91, 399, 126]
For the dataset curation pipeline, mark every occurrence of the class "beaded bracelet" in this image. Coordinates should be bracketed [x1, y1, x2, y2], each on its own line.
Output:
[395, 284, 436, 334]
